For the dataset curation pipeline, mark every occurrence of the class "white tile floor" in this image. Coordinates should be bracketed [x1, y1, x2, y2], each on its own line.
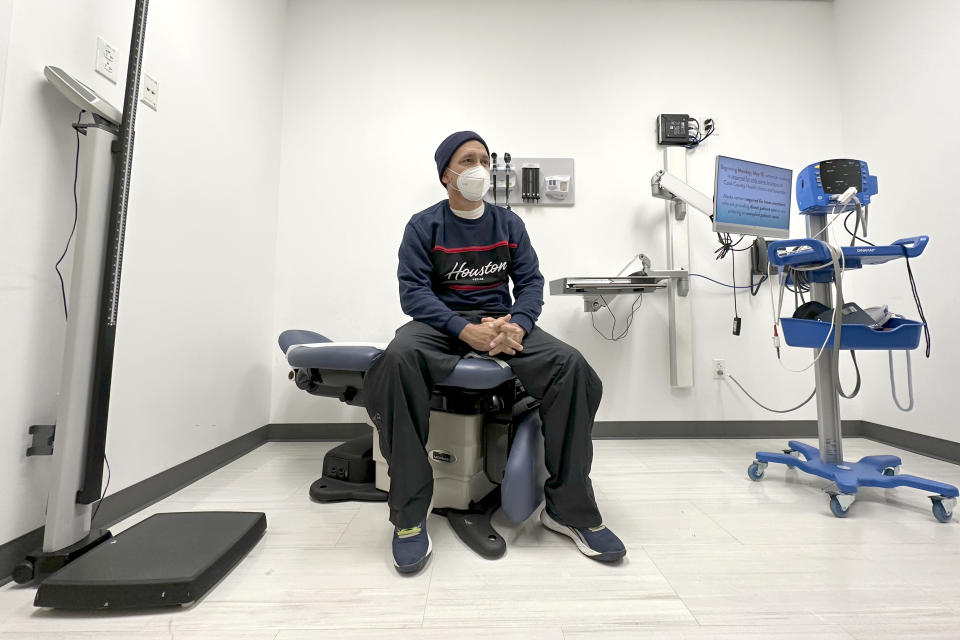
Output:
[3, 437, 960, 638]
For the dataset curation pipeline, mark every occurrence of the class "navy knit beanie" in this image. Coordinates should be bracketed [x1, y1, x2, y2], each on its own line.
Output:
[434, 131, 488, 185]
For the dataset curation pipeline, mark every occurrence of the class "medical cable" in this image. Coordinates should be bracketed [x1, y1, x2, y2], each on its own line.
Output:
[769, 237, 845, 374]
[809, 204, 847, 241]
[901, 247, 931, 358]
[840, 350, 861, 399]
[731, 245, 739, 328]
[888, 350, 915, 412]
[797, 236, 848, 392]
[845, 206, 874, 247]
[714, 232, 751, 260]
[688, 273, 754, 289]
[55, 109, 84, 320]
[726, 375, 816, 414]
[750, 274, 768, 296]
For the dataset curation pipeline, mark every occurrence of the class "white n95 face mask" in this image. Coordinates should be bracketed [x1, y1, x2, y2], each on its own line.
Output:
[449, 165, 491, 202]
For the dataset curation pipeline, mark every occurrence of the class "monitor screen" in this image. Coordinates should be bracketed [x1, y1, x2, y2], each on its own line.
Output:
[713, 156, 793, 238]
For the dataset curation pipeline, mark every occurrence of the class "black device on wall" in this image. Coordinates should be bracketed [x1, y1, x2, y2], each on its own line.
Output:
[750, 237, 770, 296]
[751, 238, 769, 276]
[657, 113, 691, 146]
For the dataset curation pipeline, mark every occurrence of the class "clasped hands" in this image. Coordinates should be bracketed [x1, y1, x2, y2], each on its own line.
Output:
[458, 314, 526, 357]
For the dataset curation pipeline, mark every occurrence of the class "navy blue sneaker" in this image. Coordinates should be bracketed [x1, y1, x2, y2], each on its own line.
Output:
[541, 509, 626, 563]
[392, 521, 432, 574]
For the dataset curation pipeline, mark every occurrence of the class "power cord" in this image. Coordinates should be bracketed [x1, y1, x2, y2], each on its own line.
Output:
[688, 273, 754, 290]
[90, 454, 112, 524]
[590, 294, 643, 341]
[55, 109, 84, 320]
[57, 110, 113, 525]
[685, 117, 716, 149]
[727, 374, 816, 413]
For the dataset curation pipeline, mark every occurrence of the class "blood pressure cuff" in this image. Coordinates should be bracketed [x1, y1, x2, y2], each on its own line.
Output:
[793, 301, 830, 320]
[794, 300, 877, 326]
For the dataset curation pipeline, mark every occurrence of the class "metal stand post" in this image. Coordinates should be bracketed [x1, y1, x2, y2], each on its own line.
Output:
[663, 147, 693, 388]
[805, 213, 843, 465]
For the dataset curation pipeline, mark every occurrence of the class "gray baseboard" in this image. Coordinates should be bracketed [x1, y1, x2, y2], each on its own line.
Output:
[593, 420, 829, 438]
[266, 422, 368, 441]
[4, 418, 960, 584]
[858, 421, 960, 466]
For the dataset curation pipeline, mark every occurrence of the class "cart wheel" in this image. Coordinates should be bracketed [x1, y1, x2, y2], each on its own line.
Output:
[11, 559, 35, 584]
[933, 500, 953, 523]
[829, 495, 851, 518]
[783, 449, 799, 469]
[882, 466, 898, 477]
[747, 462, 765, 481]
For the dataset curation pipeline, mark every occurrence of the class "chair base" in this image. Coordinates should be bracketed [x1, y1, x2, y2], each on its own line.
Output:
[309, 476, 388, 502]
[433, 488, 506, 560]
[308, 419, 513, 559]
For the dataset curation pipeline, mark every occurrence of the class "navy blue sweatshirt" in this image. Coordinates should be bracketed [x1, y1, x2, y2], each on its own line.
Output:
[398, 200, 545, 338]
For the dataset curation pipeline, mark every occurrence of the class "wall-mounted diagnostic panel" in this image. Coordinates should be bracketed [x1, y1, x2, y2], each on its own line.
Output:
[485, 156, 575, 207]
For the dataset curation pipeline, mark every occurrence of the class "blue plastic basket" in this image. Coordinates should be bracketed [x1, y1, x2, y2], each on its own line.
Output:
[780, 317, 924, 351]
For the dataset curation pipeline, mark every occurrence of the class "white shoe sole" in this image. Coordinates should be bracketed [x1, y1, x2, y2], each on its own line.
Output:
[541, 511, 625, 563]
[394, 534, 432, 574]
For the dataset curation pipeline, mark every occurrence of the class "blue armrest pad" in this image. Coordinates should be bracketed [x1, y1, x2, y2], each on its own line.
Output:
[286, 343, 385, 371]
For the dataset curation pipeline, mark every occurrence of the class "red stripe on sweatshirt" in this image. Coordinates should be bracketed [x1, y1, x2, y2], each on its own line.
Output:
[432, 241, 518, 254]
[449, 282, 507, 291]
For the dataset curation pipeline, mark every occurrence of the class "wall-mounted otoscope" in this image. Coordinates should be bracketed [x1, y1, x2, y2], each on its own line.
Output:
[503, 152, 512, 210]
[491, 152, 498, 206]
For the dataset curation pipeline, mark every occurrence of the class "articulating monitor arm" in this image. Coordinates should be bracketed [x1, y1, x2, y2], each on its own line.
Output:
[650, 169, 714, 220]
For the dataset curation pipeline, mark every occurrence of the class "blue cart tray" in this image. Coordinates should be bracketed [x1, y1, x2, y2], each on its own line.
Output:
[780, 316, 923, 350]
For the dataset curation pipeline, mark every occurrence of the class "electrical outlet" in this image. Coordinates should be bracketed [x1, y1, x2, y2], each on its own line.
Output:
[712, 359, 726, 379]
[95, 36, 118, 84]
[140, 73, 159, 111]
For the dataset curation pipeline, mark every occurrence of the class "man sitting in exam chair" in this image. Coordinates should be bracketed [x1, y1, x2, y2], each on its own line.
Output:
[367, 131, 625, 574]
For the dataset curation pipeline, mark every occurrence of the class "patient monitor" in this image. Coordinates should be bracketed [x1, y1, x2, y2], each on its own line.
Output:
[713, 156, 792, 238]
[652, 155, 793, 238]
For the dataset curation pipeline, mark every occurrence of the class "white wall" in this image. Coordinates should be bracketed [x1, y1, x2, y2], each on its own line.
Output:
[271, 0, 849, 425]
[834, 0, 960, 442]
[0, 0, 285, 546]
[0, 0, 11, 124]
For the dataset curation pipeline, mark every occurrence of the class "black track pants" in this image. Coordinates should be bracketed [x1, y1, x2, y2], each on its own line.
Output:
[364, 312, 603, 529]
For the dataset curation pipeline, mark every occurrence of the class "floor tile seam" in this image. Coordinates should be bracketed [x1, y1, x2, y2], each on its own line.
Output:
[638, 543, 703, 628]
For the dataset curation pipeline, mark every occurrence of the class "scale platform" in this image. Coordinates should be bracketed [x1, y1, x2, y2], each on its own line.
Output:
[34, 511, 266, 610]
